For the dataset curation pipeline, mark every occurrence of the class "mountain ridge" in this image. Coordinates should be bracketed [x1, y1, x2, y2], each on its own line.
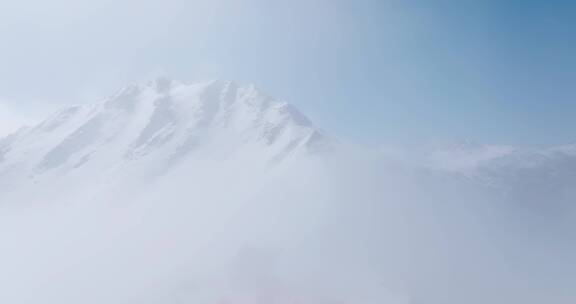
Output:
[0, 79, 331, 193]
[2, 78, 576, 200]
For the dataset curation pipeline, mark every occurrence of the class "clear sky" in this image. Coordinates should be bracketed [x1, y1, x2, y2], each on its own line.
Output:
[0, 0, 574, 145]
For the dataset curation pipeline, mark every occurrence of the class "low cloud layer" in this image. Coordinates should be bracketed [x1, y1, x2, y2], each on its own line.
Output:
[1, 150, 575, 304]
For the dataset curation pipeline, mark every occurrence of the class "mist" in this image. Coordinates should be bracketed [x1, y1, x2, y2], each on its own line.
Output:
[1, 141, 575, 304]
[1, 78, 575, 303]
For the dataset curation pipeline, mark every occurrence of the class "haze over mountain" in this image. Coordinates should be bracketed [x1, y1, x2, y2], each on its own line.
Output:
[0, 79, 575, 304]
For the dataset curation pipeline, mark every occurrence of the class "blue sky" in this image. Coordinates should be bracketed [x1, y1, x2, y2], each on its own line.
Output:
[0, 0, 574, 145]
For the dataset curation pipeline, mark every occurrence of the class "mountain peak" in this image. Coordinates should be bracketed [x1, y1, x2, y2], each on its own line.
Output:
[0, 79, 330, 187]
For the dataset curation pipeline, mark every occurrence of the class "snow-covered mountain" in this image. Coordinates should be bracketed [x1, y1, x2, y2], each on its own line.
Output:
[3, 77, 575, 200]
[415, 140, 576, 194]
[0, 79, 408, 304]
[381, 138, 576, 190]
[1, 79, 575, 304]
[0, 78, 330, 200]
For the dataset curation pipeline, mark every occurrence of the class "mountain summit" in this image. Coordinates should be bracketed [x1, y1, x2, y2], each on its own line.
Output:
[0, 79, 328, 192]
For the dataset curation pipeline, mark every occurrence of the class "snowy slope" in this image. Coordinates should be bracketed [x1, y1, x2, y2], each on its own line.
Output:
[424, 141, 576, 191]
[0, 78, 329, 199]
